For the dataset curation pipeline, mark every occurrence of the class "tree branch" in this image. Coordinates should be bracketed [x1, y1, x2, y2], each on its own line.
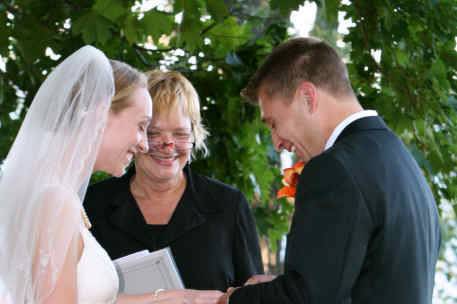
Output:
[133, 44, 173, 54]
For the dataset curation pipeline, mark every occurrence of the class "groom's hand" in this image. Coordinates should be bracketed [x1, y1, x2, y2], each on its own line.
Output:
[217, 292, 229, 304]
[244, 274, 276, 286]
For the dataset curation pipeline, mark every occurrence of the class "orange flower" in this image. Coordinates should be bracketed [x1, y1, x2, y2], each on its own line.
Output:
[277, 161, 305, 201]
[277, 186, 296, 198]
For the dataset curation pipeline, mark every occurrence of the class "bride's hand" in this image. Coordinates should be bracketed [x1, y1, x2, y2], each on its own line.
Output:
[154, 289, 223, 304]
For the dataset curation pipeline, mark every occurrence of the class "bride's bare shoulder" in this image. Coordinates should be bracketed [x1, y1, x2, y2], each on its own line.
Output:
[38, 184, 79, 201]
[36, 184, 81, 217]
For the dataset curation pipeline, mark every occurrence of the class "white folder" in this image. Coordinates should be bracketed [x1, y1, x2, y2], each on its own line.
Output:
[113, 247, 185, 295]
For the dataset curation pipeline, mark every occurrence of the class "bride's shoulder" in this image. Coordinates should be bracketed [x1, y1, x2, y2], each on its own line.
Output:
[36, 184, 80, 214]
[39, 184, 78, 199]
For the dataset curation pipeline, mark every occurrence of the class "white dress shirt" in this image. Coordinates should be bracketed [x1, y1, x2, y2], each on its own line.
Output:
[324, 110, 378, 150]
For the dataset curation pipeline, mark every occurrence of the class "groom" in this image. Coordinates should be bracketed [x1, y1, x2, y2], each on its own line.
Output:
[220, 37, 441, 304]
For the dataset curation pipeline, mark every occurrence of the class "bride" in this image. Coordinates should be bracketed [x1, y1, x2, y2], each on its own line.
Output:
[0, 46, 221, 304]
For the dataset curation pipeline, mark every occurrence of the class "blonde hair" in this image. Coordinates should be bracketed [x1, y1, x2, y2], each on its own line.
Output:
[110, 60, 147, 113]
[146, 70, 209, 157]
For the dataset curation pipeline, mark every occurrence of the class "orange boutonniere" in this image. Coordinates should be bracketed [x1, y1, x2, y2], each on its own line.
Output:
[277, 161, 305, 203]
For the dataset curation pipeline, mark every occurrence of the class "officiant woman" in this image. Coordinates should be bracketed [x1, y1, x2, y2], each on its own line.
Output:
[84, 70, 263, 291]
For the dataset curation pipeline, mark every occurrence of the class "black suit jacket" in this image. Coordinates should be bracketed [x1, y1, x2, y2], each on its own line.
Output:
[83, 165, 263, 291]
[230, 116, 441, 304]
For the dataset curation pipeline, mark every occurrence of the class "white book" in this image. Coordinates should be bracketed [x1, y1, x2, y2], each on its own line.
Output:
[113, 247, 185, 295]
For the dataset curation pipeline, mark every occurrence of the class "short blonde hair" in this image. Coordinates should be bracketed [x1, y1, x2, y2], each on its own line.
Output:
[110, 60, 147, 113]
[146, 70, 209, 157]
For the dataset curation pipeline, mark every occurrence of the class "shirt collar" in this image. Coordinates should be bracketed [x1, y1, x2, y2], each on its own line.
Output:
[324, 110, 378, 150]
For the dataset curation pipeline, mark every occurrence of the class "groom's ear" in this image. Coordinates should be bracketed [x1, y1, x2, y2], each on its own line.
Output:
[296, 81, 317, 114]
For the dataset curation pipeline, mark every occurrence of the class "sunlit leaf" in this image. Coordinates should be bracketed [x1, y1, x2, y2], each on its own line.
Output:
[270, 0, 302, 17]
[73, 11, 113, 45]
[93, 0, 126, 22]
[143, 10, 174, 41]
[124, 14, 140, 44]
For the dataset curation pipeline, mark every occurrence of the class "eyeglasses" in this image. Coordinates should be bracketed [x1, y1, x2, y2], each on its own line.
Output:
[147, 129, 194, 150]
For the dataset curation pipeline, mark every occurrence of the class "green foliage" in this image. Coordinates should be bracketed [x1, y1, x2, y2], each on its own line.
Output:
[93, 0, 126, 22]
[142, 10, 174, 41]
[73, 11, 114, 44]
[270, 0, 302, 16]
[1, 0, 457, 267]
[0, 0, 291, 246]
[341, 0, 457, 215]
[206, 0, 229, 22]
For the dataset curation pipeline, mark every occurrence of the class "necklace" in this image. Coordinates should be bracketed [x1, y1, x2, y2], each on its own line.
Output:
[81, 208, 92, 229]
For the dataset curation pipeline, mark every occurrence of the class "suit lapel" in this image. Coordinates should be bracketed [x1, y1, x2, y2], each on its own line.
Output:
[159, 166, 206, 246]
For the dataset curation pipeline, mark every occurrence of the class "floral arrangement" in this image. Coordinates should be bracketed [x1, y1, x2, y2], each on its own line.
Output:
[277, 161, 305, 203]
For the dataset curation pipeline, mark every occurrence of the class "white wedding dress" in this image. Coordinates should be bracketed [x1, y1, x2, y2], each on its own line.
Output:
[52, 185, 120, 304]
[0, 202, 120, 304]
[77, 223, 119, 304]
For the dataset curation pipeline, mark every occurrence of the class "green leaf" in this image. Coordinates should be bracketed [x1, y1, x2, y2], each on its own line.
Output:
[73, 12, 113, 45]
[270, 0, 302, 17]
[174, 0, 185, 12]
[395, 49, 409, 67]
[206, 0, 228, 22]
[174, 0, 203, 51]
[430, 59, 447, 82]
[93, 0, 126, 22]
[11, 13, 54, 63]
[124, 15, 141, 44]
[90, 171, 111, 184]
[0, 13, 9, 55]
[408, 143, 434, 175]
[180, 13, 202, 51]
[142, 10, 174, 41]
[207, 16, 251, 56]
[0, 75, 4, 106]
[381, 7, 393, 31]
[323, 0, 339, 27]
[174, 0, 202, 16]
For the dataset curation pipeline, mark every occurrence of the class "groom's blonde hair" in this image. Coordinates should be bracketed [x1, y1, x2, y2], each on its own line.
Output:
[110, 60, 147, 113]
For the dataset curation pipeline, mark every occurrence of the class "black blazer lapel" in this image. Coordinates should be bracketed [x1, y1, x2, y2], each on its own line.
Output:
[158, 167, 207, 247]
[108, 189, 156, 248]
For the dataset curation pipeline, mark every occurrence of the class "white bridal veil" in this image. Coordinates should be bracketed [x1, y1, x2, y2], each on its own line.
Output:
[0, 46, 114, 303]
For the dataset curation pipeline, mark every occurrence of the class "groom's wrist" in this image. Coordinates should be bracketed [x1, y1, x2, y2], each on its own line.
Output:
[226, 287, 240, 304]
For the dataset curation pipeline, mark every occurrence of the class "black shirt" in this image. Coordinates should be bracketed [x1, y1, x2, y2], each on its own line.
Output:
[84, 165, 264, 291]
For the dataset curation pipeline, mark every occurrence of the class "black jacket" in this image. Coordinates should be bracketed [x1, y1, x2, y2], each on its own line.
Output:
[83, 165, 263, 291]
[230, 116, 441, 304]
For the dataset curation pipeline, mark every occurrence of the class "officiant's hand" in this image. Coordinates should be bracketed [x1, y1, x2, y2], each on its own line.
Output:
[244, 274, 276, 286]
[153, 289, 223, 304]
